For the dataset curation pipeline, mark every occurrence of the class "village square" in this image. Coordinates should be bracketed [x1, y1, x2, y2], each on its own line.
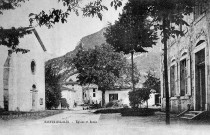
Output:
[1, 0, 210, 135]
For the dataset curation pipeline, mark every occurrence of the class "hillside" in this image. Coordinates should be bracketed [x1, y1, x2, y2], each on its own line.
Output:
[46, 27, 161, 82]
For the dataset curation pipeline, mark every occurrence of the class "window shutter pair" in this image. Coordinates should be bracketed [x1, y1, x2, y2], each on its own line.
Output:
[186, 57, 192, 95]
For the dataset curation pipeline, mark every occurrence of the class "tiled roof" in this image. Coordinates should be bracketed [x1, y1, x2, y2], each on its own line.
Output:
[60, 86, 76, 92]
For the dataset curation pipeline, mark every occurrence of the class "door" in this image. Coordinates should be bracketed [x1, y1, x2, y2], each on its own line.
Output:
[32, 91, 36, 110]
[195, 49, 206, 111]
[197, 64, 206, 110]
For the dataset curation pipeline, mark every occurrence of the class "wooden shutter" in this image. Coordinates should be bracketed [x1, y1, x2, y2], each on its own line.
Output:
[187, 57, 191, 95]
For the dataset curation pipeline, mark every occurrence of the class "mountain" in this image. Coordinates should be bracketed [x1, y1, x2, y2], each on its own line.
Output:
[46, 27, 161, 82]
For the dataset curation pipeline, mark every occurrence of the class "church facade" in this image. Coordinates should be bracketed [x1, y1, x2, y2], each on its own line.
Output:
[161, 1, 210, 113]
[0, 28, 46, 111]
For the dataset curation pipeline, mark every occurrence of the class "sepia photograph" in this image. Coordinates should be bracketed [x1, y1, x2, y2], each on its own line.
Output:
[0, 0, 210, 135]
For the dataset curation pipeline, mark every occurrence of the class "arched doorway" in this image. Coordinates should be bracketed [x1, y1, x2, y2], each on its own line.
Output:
[31, 84, 38, 110]
[194, 40, 206, 111]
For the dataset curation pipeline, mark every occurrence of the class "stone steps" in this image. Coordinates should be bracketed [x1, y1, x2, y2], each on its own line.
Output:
[179, 111, 205, 120]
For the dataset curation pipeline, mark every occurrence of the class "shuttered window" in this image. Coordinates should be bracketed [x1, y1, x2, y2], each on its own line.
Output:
[180, 59, 187, 96]
[170, 65, 176, 97]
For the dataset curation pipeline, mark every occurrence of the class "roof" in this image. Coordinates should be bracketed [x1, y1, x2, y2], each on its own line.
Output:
[1, 27, 47, 52]
[60, 86, 76, 92]
[31, 28, 47, 52]
[64, 81, 79, 85]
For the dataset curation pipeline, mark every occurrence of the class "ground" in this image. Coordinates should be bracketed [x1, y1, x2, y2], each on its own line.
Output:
[0, 107, 210, 135]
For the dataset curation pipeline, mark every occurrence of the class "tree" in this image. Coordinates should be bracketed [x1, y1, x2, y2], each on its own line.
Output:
[1, 0, 123, 53]
[45, 64, 62, 109]
[143, 70, 160, 93]
[0, 0, 32, 53]
[116, 62, 141, 88]
[124, 0, 195, 124]
[104, 1, 158, 91]
[61, 98, 69, 109]
[128, 88, 151, 108]
[72, 44, 129, 105]
[29, 0, 123, 28]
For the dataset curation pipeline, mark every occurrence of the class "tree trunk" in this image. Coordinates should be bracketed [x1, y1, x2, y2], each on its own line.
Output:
[163, 17, 170, 125]
[102, 90, 105, 107]
[131, 51, 135, 91]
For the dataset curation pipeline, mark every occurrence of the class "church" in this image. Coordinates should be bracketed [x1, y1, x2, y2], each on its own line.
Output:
[0, 28, 46, 111]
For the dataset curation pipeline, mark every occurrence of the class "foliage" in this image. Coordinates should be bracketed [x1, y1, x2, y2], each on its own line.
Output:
[29, 0, 123, 28]
[136, 0, 195, 41]
[45, 64, 62, 110]
[143, 70, 160, 93]
[116, 62, 140, 88]
[72, 44, 128, 90]
[61, 98, 69, 109]
[0, 27, 32, 53]
[104, 0, 158, 55]
[105, 100, 123, 108]
[128, 88, 151, 108]
[129, 0, 195, 124]
[0, 0, 32, 53]
[0, 0, 29, 15]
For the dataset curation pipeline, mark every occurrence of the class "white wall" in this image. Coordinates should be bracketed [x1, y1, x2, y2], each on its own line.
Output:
[105, 89, 131, 105]
[61, 90, 76, 108]
[83, 85, 102, 104]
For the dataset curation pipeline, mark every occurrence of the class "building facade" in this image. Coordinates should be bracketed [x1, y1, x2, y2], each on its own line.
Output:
[83, 84, 102, 105]
[0, 28, 46, 111]
[161, 1, 210, 113]
[64, 73, 83, 105]
[61, 86, 76, 109]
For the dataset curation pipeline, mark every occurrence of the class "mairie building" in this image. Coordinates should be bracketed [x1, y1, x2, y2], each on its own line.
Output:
[161, 1, 210, 114]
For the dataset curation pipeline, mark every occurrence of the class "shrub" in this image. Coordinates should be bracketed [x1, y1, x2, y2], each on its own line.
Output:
[129, 88, 151, 108]
[61, 98, 69, 109]
[105, 100, 123, 108]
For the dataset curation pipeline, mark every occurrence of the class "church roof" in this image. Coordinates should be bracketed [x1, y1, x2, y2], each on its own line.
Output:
[60, 86, 76, 92]
[0, 27, 47, 52]
[31, 28, 47, 52]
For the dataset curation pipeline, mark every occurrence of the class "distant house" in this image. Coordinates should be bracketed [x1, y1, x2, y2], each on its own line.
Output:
[105, 88, 131, 106]
[83, 84, 102, 105]
[0, 28, 46, 111]
[63, 74, 83, 105]
[104, 88, 161, 108]
[60, 86, 76, 108]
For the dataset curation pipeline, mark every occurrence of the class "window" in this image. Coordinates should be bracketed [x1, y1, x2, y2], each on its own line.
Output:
[93, 88, 96, 97]
[109, 94, 118, 102]
[170, 65, 176, 97]
[180, 59, 187, 96]
[40, 98, 43, 105]
[31, 60, 36, 74]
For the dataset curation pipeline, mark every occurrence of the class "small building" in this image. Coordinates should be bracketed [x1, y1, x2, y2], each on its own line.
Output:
[63, 73, 83, 105]
[105, 88, 131, 106]
[83, 84, 102, 105]
[61, 86, 76, 109]
[0, 28, 46, 111]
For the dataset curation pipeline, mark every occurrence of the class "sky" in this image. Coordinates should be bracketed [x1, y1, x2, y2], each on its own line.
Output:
[0, 0, 126, 57]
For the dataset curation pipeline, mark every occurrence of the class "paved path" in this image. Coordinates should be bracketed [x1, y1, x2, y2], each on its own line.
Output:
[1, 109, 210, 135]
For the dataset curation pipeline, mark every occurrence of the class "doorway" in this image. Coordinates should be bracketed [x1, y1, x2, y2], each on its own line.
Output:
[195, 49, 206, 111]
[31, 84, 37, 110]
